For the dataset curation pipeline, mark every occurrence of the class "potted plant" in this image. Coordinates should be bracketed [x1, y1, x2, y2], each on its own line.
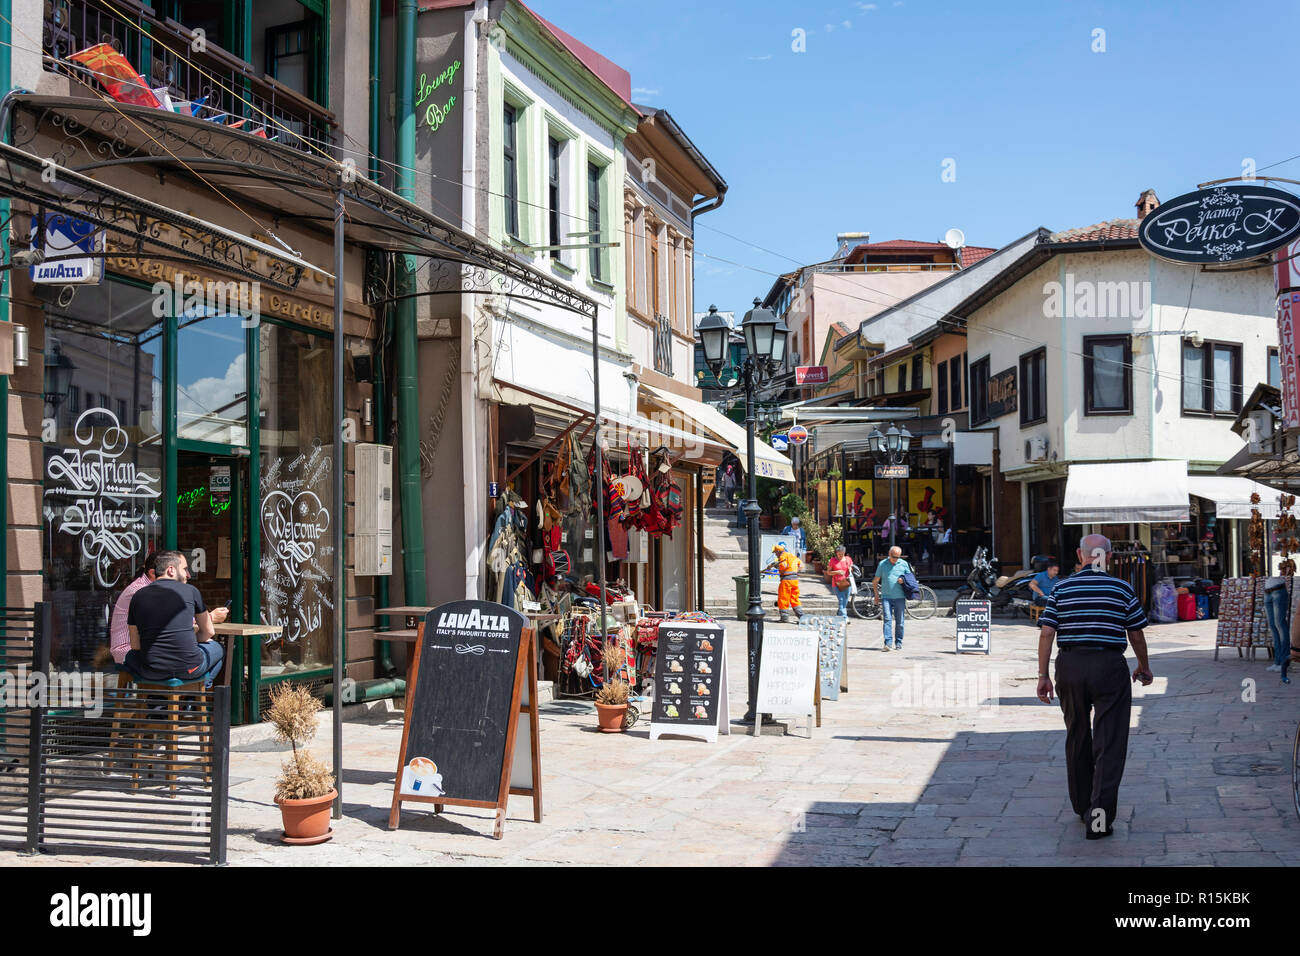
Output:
[268, 682, 337, 845]
[594, 679, 630, 732]
[807, 522, 843, 577]
[779, 492, 810, 528]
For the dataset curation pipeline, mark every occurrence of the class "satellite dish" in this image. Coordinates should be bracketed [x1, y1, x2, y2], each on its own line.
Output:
[943, 227, 966, 250]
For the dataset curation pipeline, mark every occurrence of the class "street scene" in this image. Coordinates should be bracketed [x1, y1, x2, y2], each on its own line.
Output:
[0, 0, 1297, 924]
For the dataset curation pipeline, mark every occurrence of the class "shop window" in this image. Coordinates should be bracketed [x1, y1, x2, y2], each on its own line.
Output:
[1182, 339, 1242, 418]
[1268, 347, 1280, 390]
[1083, 335, 1132, 415]
[503, 103, 520, 240]
[41, 280, 164, 671]
[969, 357, 990, 425]
[1019, 347, 1047, 426]
[257, 323, 335, 675]
[177, 302, 249, 446]
[937, 359, 948, 414]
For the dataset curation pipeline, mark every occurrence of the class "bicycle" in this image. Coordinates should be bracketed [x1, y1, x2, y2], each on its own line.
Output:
[848, 567, 938, 620]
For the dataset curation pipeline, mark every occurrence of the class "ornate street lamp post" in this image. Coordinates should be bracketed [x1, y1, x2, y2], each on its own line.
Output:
[867, 422, 913, 549]
[697, 301, 789, 722]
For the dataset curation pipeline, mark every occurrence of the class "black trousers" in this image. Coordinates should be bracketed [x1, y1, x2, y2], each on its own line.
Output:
[1054, 646, 1131, 831]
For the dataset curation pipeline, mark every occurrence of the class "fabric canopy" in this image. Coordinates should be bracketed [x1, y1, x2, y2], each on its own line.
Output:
[1187, 475, 1290, 519]
[642, 384, 795, 482]
[1063, 460, 1189, 524]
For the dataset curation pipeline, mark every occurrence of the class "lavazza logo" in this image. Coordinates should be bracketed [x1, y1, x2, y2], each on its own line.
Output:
[49, 886, 151, 936]
[437, 608, 510, 632]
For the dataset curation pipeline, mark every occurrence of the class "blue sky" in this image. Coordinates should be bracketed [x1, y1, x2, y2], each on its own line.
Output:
[530, 0, 1300, 315]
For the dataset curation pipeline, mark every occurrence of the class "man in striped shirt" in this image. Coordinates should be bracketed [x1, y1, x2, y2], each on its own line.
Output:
[1036, 533, 1154, 839]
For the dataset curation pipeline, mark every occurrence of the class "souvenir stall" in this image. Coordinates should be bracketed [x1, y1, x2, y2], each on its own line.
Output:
[485, 406, 719, 709]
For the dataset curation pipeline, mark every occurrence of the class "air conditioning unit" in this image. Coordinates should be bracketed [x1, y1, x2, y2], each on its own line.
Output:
[355, 443, 393, 576]
[1025, 437, 1049, 463]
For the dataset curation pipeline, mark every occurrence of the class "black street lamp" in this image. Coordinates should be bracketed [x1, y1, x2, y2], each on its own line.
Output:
[867, 421, 913, 549]
[697, 301, 789, 724]
[43, 341, 76, 419]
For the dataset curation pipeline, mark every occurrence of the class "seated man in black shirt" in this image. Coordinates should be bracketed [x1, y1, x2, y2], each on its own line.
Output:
[124, 550, 223, 688]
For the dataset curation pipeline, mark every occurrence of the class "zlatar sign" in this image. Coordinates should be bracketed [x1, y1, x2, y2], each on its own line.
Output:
[1139, 184, 1300, 264]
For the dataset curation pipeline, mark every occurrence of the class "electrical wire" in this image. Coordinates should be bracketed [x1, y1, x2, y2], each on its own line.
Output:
[0, 26, 1287, 393]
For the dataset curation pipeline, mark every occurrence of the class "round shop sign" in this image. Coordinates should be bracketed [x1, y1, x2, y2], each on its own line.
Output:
[787, 424, 809, 445]
[1139, 184, 1300, 264]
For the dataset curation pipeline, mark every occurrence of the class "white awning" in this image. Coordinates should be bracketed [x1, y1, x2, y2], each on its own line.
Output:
[642, 384, 795, 482]
[1063, 460, 1189, 524]
[1187, 475, 1291, 519]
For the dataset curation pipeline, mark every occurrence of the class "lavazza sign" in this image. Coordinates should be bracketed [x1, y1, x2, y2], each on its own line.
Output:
[1139, 183, 1300, 264]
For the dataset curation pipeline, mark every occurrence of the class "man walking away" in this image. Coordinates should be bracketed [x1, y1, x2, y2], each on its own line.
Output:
[125, 551, 223, 688]
[1036, 534, 1153, 839]
[872, 545, 912, 652]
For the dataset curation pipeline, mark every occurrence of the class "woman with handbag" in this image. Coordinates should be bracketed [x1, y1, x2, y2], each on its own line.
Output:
[828, 545, 855, 618]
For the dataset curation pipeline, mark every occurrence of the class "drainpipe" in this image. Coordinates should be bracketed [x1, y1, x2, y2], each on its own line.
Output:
[395, 0, 428, 607]
[0, 0, 11, 593]
[370, 0, 396, 677]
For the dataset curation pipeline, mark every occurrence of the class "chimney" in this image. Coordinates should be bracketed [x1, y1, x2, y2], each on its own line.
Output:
[1135, 189, 1159, 220]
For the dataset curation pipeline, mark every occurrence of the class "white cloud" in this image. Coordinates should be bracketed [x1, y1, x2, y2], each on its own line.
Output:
[857, 2, 878, 10]
[746, 54, 773, 61]
[843, 19, 853, 28]
[178, 353, 246, 441]
[632, 87, 660, 96]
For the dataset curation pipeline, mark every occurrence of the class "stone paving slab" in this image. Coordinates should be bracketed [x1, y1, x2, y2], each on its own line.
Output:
[1, 610, 1295, 867]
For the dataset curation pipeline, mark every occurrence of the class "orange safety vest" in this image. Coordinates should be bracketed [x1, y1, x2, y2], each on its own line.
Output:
[776, 551, 800, 580]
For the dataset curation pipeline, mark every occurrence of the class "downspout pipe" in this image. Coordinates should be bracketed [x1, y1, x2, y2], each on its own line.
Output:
[370, 0, 395, 677]
[395, 0, 428, 608]
[0, 0, 11, 594]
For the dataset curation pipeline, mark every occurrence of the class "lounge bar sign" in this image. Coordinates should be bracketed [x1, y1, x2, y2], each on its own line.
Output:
[987, 367, 1018, 419]
[1139, 184, 1300, 265]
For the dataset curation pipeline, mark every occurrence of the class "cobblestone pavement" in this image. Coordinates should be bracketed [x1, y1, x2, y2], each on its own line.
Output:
[3, 614, 1296, 866]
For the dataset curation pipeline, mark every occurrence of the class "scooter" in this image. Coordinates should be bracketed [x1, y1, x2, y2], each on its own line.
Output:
[950, 547, 1047, 617]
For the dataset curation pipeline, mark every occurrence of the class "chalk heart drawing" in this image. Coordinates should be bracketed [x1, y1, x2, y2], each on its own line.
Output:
[260, 490, 330, 587]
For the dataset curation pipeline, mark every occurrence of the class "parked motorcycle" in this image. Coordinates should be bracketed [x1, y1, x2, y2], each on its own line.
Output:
[949, 547, 1052, 618]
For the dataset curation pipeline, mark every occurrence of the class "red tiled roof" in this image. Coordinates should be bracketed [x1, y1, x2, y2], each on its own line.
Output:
[830, 321, 851, 337]
[958, 246, 996, 268]
[1047, 218, 1140, 243]
[520, 3, 633, 108]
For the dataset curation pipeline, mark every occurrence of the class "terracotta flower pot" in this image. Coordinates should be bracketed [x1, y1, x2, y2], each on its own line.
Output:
[759, 515, 774, 530]
[276, 789, 337, 844]
[595, 702, 627, 732]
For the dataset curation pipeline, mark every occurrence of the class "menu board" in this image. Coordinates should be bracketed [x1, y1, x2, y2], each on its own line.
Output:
[648, 620, 729, 743]
[955, 599, 992, 654]
[755, 625, 818, 730]
[389, 600, 541, 838]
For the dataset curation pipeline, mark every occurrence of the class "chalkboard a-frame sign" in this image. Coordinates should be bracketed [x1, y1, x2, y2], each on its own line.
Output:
[388, 600, 542, 839]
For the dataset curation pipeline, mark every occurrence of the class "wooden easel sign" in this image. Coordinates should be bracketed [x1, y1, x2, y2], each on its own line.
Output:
[388, 600, 543, 839]
[648, 620, 729, 743]
[754, 625, 817, 738]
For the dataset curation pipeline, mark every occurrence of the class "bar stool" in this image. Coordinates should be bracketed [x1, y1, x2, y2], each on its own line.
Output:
[124, 677, 210, 796]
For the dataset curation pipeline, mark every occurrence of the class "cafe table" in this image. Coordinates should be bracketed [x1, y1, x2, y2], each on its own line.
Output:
[213, 622, 287, 724]
[373, 606, 436, 696]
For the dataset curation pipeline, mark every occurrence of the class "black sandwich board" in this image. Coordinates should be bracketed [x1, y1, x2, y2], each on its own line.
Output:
[648, 619, 729, 743]
[388, 600, 542, 839]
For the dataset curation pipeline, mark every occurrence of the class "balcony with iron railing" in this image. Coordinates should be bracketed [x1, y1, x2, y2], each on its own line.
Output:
[43, 0, 336, 156]
[810, 262, 961, 275]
